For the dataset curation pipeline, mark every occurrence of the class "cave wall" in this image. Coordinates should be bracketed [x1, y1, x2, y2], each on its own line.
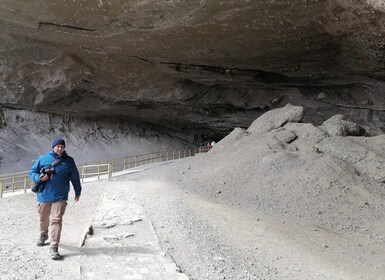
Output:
[0, 108, 198, 173]
[1, 0, 385, 133]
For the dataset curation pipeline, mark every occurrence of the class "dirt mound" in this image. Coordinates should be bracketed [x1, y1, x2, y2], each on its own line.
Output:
[125, 104, 385, 279]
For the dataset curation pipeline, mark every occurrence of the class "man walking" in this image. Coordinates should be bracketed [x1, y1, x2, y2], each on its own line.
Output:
[29, 137, 82, 260]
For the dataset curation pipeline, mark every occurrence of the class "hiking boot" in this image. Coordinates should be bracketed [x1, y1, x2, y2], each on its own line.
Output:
[36, 233, 48, 246]
[49, 247, 61, 260]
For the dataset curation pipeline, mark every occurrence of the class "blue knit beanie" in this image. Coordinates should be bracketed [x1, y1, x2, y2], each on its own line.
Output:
[52, 137, 66, 148]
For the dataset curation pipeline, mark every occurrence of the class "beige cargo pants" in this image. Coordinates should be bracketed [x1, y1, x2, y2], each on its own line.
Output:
[37, 201, 67, 248]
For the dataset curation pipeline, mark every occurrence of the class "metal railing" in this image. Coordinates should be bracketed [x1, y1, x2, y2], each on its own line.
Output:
[0, 146, 209, 198]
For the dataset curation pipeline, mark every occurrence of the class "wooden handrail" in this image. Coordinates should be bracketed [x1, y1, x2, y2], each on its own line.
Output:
[0, 146, 210, 197]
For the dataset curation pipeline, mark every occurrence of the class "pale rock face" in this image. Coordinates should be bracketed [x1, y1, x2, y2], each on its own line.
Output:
[0, 109, 194, 173]
[1, 0, 385, 133]
[247, 104, 304, 133]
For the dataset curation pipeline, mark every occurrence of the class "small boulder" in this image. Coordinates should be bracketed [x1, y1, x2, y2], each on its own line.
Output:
[319, 114, 366, 136]
[271, 128, 297, 144]
[247, 104, 304, 133]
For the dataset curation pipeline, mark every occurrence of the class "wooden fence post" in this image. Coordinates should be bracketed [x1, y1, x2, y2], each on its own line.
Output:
[24, 177, 27, 193]
[108, 163, 112, 181]
[81, 166, 85, 183]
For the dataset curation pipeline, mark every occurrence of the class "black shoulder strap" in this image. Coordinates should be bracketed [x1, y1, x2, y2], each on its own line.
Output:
[50, 157, 64, 168]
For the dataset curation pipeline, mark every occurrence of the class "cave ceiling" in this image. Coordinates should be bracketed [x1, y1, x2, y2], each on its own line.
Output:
[1, 0, 385, 134]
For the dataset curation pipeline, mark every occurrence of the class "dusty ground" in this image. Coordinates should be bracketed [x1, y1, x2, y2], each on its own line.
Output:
[117, 105, 385, 280]
[0, 104, 385, 279]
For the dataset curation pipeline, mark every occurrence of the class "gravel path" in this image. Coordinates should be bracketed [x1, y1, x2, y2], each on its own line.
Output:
[0, 179, 189, 280]
[0, 163, 384, 280]
[0, 183, 105, 280]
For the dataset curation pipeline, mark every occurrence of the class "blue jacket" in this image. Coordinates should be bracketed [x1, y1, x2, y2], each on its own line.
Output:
[29, 150, 82, 203]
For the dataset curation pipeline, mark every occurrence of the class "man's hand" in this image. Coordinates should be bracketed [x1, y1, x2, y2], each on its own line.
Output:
[74, 195, 80, 202]
[40, 174, 49, 182]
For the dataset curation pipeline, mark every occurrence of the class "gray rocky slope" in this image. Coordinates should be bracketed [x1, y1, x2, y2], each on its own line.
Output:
[0, 104, 384, 280]
[121, 104, 385, 279]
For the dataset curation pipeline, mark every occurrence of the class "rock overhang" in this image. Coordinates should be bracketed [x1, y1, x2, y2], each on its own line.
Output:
[1, 0, 385, 133]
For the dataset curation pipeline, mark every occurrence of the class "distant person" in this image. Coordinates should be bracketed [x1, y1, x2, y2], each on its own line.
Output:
[29, 137, 82, 260]
[199, 142, 206, 152]
[206, 141, 212, 150]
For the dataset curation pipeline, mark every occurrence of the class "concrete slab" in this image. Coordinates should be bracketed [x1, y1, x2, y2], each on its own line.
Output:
[77, 191, 189, 280]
